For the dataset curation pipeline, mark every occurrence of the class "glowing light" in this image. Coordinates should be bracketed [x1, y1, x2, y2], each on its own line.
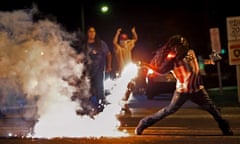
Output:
[167, 52, 176, 60]
[121, 63, 138, 79]
[101, 5, 109, 13]
[147, 69, 154, 75]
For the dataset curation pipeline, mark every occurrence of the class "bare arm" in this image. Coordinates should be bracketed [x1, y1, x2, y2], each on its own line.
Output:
[128, 27, 138, 50]
[131, 27, 138, 42]
[113, 28, 121, 48]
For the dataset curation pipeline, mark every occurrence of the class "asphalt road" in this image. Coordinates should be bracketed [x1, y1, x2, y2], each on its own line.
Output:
[0, 94, 239, 144]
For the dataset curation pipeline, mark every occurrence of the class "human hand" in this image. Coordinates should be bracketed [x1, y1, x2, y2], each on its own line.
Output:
[117, 28, 122, 33]
[131, 27, 136, 33]
[106, 66, 112, 73]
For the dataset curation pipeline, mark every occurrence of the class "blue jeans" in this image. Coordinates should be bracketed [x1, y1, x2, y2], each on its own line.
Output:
[139, 88, 225, 127]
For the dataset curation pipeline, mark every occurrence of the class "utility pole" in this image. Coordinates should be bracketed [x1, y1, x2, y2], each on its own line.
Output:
[81, 3, 85, 34]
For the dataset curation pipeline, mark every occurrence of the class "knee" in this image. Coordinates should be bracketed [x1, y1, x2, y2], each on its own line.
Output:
[164, 106, 178, 115]
[201, 103, 220, 112]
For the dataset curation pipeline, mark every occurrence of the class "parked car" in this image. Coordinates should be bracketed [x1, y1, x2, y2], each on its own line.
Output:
[145, 70, 176, 99]
[144, 63, 236, 99]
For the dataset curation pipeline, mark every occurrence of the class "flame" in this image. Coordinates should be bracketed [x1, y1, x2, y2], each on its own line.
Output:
[166, 51, 176, 60]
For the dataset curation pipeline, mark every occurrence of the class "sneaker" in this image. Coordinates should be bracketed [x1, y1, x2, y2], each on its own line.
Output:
[120, 108, 132, 116]
[135, 125, 146, 135]
[96, 104, 105, 113]
[135, 120, 148, 135]
[222, 128, 234, 136]
[100, 99, 110, 106]
[218, 120, 234, 136]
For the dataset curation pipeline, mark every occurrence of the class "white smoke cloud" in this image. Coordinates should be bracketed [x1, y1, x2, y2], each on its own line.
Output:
[0, 7, 89, 135]
[0, 7, 130, 138]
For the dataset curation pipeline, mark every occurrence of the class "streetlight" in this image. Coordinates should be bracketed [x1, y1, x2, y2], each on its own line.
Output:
[80, 1, 111, 33]
[100, 5, 109, 14]
[98, 2, 111, 15]
[81, 3, 85, 33]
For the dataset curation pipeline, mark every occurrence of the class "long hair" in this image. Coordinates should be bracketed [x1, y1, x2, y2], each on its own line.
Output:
[85, 26, 102, 52]
[150, 35, 189, 74]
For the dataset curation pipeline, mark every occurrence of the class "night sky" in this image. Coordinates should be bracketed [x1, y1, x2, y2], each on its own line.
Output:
[1, 0, 240, 62]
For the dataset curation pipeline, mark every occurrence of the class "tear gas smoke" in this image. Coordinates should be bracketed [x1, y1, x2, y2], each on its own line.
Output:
[0, 7, 129, 138]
